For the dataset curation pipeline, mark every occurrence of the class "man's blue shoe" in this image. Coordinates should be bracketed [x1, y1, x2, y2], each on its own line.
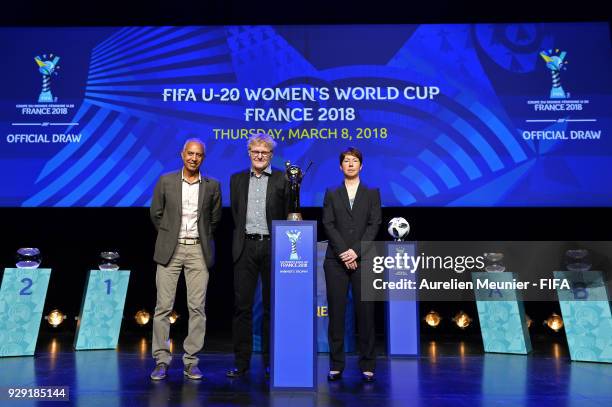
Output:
[150, 363, 168, 380]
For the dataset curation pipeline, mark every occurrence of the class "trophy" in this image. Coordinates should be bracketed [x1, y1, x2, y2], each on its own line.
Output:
[35, 54, 60, 103]
[540, 49, 567, 99]
[285, 160, 311, 221]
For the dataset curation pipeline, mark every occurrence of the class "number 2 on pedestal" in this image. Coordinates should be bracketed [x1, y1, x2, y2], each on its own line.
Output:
[20, 278, 33, 295]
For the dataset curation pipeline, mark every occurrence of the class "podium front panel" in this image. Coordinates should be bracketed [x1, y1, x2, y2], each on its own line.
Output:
[386, 242, 420, 356]
[271, 220, 316, 391]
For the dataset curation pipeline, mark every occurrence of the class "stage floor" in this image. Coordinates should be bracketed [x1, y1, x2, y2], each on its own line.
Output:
[1, 334, 611, 406]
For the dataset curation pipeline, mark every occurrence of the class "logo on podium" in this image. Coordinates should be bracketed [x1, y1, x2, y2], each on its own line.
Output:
[286, 230, 302, 260]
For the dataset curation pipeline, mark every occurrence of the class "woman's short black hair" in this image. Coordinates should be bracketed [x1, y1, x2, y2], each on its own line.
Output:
[339, 147, 363, 165]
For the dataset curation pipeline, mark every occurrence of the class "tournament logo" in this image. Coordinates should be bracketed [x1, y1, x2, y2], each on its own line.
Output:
[523, 46, 598, 142]
[539, 49, 568, 99]
[34, 54, 61, 103]
[286, 230, 302, 260]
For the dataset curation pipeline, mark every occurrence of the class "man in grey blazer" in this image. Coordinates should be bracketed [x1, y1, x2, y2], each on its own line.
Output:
[149, 138, 221, 380]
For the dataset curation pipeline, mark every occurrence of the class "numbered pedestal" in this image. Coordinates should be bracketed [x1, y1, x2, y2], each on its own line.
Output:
[0, 268, 52, 357]
[472, 272, 532, 354]
[271, 221, 316, 391]
[386, 242, 420, 356]
[74, 270, 130, 350]
[554, 270, 612, 363]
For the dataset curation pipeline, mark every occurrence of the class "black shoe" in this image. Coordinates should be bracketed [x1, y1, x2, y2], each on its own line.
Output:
[226, 367, 249, 378]
[362, 371, 375, 382]
[327, 371, 342, 381]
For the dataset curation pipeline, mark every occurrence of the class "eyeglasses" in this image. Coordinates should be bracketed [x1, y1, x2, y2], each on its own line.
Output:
[249, 150, 272, 158]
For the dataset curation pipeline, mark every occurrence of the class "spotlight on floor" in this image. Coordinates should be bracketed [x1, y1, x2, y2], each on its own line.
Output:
[545, 313, 564, 332]
[169, 310, 179, 324]
[424, 310, 442, 327]
[453, 311, 472, 329]
[134, 309, 150, 326]
[45, 309, 66, 328]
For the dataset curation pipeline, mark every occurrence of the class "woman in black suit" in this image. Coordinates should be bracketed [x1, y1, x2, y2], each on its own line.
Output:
[322, 147, 382, 382]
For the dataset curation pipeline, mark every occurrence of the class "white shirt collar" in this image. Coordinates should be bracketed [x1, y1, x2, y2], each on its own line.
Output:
[182, 169, 202, 183]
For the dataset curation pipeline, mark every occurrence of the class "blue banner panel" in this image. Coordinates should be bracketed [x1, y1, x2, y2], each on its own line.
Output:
[386, 242, 420, 356]
[316, 241, 355, 353]
[0, 268, 51, 356]
[472, 272, 532, 354]
[554, 270, 612, 363]
[271, 220, 316, 391]
[1, 23, 612, 208]
[74, 270, 130, 350]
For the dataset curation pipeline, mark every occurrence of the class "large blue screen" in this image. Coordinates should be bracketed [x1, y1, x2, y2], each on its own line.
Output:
[1, 23, 611, 207]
